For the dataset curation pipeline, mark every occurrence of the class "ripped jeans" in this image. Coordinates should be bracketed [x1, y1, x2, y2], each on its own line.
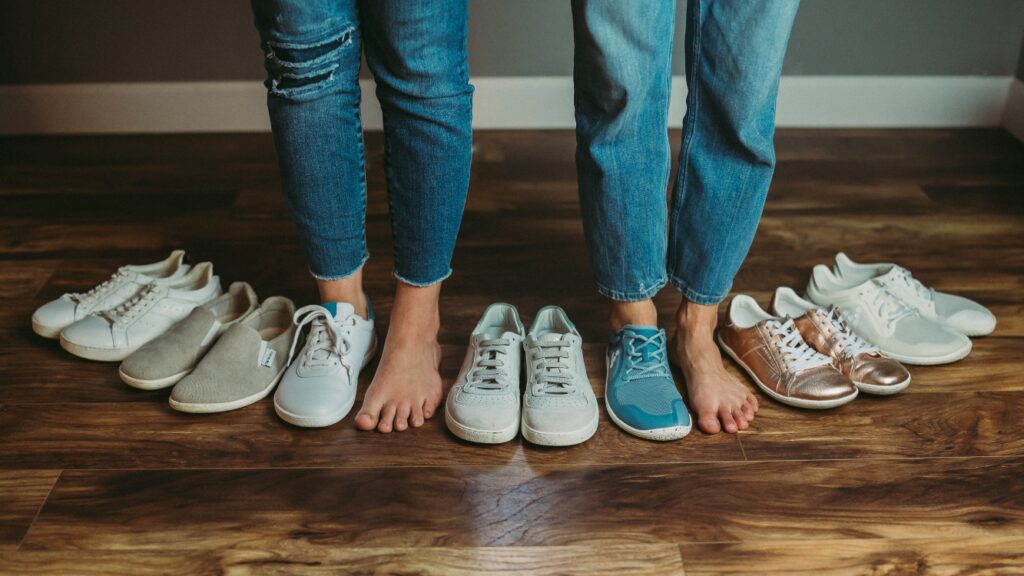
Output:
[251, 0, 473, 285]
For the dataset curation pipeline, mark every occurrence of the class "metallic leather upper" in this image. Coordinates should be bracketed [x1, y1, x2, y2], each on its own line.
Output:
[719, 320, 857, 402]
[793, 310, 910, 389]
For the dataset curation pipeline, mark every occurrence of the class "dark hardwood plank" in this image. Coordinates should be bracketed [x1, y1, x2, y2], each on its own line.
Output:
[0, 471, 59, 551]
[0, 545, 685, 576]
[680, 537, 1024, 575]
[20, 458, 1023, 550]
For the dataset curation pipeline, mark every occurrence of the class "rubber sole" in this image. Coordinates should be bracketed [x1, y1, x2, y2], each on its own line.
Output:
[445, 410, 520, 444]
[59, 335, 141, 362]
[31, 318, 64, 339]
[881, 340, 972, 366]
[169, 365, 287, 414]
[603, 351, 691, 442]
[718, 336, 859, 410]
[273, 332, 379, 428]
[854, 374, 911, 396]
[119, 367, 191, 391]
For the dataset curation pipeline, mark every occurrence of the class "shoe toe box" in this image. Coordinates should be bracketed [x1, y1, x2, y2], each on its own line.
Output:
[33, 298, 77, 330]
[607, 378, 690, 431]
[274, 371, 353, 419]
[60, 315, 115, 348]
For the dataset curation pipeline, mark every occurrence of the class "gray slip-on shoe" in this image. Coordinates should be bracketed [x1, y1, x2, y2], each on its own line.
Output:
[168, 296, 296, 414]
[119, 282, 259, 390]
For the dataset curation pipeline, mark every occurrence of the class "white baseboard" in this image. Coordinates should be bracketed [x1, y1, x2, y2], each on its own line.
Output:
[1002, 78, 1024, 142]
[0, 76, 1015, 135]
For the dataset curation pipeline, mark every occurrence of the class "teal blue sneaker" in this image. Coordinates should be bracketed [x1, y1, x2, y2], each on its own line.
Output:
[605, 326, 691, 441]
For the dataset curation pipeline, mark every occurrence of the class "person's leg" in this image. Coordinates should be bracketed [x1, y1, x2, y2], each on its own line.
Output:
[251, 0, 369, 314]
[354, 0, 473, 433]
[668, 0, 800, 433]
[571, 0, 675, 327]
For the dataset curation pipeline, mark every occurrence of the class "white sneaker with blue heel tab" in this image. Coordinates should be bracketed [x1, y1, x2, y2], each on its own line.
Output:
[274, 299, 378, 428]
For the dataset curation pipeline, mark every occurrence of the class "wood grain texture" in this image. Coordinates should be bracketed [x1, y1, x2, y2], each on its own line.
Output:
[0, 129, 1021, 573]
[680, 537, 1024, 576]
[0, 471, 59, 551]
[20, 458, 1024, 551]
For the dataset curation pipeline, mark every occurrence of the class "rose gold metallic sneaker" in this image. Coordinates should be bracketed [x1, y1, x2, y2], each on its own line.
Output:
[772, 287, 911, 396]
[717, 295, 858, 410]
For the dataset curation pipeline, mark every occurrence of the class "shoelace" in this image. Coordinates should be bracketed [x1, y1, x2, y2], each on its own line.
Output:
[101, 285, 163, 325]
[819, 306, 878, 358]
[894, 266, 936, 309]
[287, 305, 354, 373]
[625, 331, 672, 380]
[533, 338, 574, 395]
[868, 282, 916, 331]
[73, 268, 131, 306]
[767, 318, 832, 374]
[465, 338, 512, 392]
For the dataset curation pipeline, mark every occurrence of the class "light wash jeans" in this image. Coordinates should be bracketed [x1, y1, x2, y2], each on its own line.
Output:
[572, 0, 800, 304]
[251, 0, 473, 286]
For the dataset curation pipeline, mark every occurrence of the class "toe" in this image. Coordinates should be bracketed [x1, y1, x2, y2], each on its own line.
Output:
[423, 398, 438, 420]
[719, 408, 739, 434]
[377, 403, 397, 433]
[410, 403, 425, 428]
[698, 410, 721, 434]
[355, 399, 383, 431]
[741, 399, 756, 421]
[394, 403, 411, 432]
[733, 408, 749, 430]
[748, 393, 760, 413]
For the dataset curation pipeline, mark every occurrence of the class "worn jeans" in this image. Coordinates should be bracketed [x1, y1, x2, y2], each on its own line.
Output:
[572, 0, 800, 304]
[251, 0, 473, 285]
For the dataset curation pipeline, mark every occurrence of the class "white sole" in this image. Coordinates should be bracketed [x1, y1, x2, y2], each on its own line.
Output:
[32, 318, 64, 339]
[718, 336, 859, 410]
[119, 367, 192, 391]
[603, 351, 691, 442]
[520, 409, 599, 447]
[59, 335, 141, 362]
[169, 365, 287, 414]
[881, 340, 972, 366]
[273, 332, 379, 429]
[445, 410, 520, 444]
[855, 374, 911, 396]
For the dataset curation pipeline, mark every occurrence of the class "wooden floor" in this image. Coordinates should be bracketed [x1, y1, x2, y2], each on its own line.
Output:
[0, 129, 1021, 575]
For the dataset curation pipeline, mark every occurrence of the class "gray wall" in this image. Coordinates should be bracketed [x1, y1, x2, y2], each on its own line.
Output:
[2, 0, 1023, 84]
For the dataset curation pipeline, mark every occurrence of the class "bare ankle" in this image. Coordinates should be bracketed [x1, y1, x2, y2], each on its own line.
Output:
[610, 299, 658, 332]
[317, 269, 368, 319]
[675, 299, 720, 343]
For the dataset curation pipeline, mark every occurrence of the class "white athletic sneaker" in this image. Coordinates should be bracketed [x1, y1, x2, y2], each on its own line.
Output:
[32, 250, 190, 338]
[806, 264, 971, 365]
[522, 306, 599, 447]
[445, 303, 524, 444]
[274, 300, 377, 428]
[832, 252, 997, 336]
[59, 262, 222, 362]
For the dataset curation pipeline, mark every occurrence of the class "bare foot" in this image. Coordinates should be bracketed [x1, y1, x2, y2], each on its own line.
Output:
[354, 282, 445, 433]
[671, 300, 758, 434]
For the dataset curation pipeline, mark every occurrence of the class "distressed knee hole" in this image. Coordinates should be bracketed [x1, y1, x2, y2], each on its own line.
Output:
[264, 26, 355, 96]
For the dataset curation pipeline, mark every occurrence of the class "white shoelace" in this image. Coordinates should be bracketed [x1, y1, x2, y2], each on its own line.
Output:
[73, 268, 131, 306]
[894, 266, 936, 310]
[868, 282, 916, 331]
[625, 331, 672, 380]
[102, 285, 162, 324]
[465, 338, 512, 392]
[532, 338, 574, 395]
[768, 318, 832, 374]
[819, 306, 879, 358]
[287, 305, 354, 373]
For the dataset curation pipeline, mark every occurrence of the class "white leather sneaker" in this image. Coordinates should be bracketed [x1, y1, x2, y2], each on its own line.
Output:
[59, 262, 222, 362]
[32, 250, 190, 338]
[274, 300, 377, 428]
[444, 303, 524, 444]
[522, 306, 599, 447]
[832, 252, 996, 336]
[806, 264, 971, 365]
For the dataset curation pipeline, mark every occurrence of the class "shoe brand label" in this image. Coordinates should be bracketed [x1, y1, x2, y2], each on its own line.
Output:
[260, 348, 276, 368]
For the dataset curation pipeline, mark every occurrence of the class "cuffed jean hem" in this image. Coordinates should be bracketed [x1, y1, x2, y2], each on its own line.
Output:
[595, 276, 668, 302]
[393, 267, 453, 288]
[308, 253, 369, 282]
[668, 274, 730, 306]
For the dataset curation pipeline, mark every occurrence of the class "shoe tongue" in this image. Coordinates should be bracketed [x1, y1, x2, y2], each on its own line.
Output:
[537, 332, 564, 343]
[323, 301, 355, 321]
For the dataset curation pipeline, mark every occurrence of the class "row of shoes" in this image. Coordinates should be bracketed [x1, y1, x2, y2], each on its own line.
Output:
[445, 304, 599, 447]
